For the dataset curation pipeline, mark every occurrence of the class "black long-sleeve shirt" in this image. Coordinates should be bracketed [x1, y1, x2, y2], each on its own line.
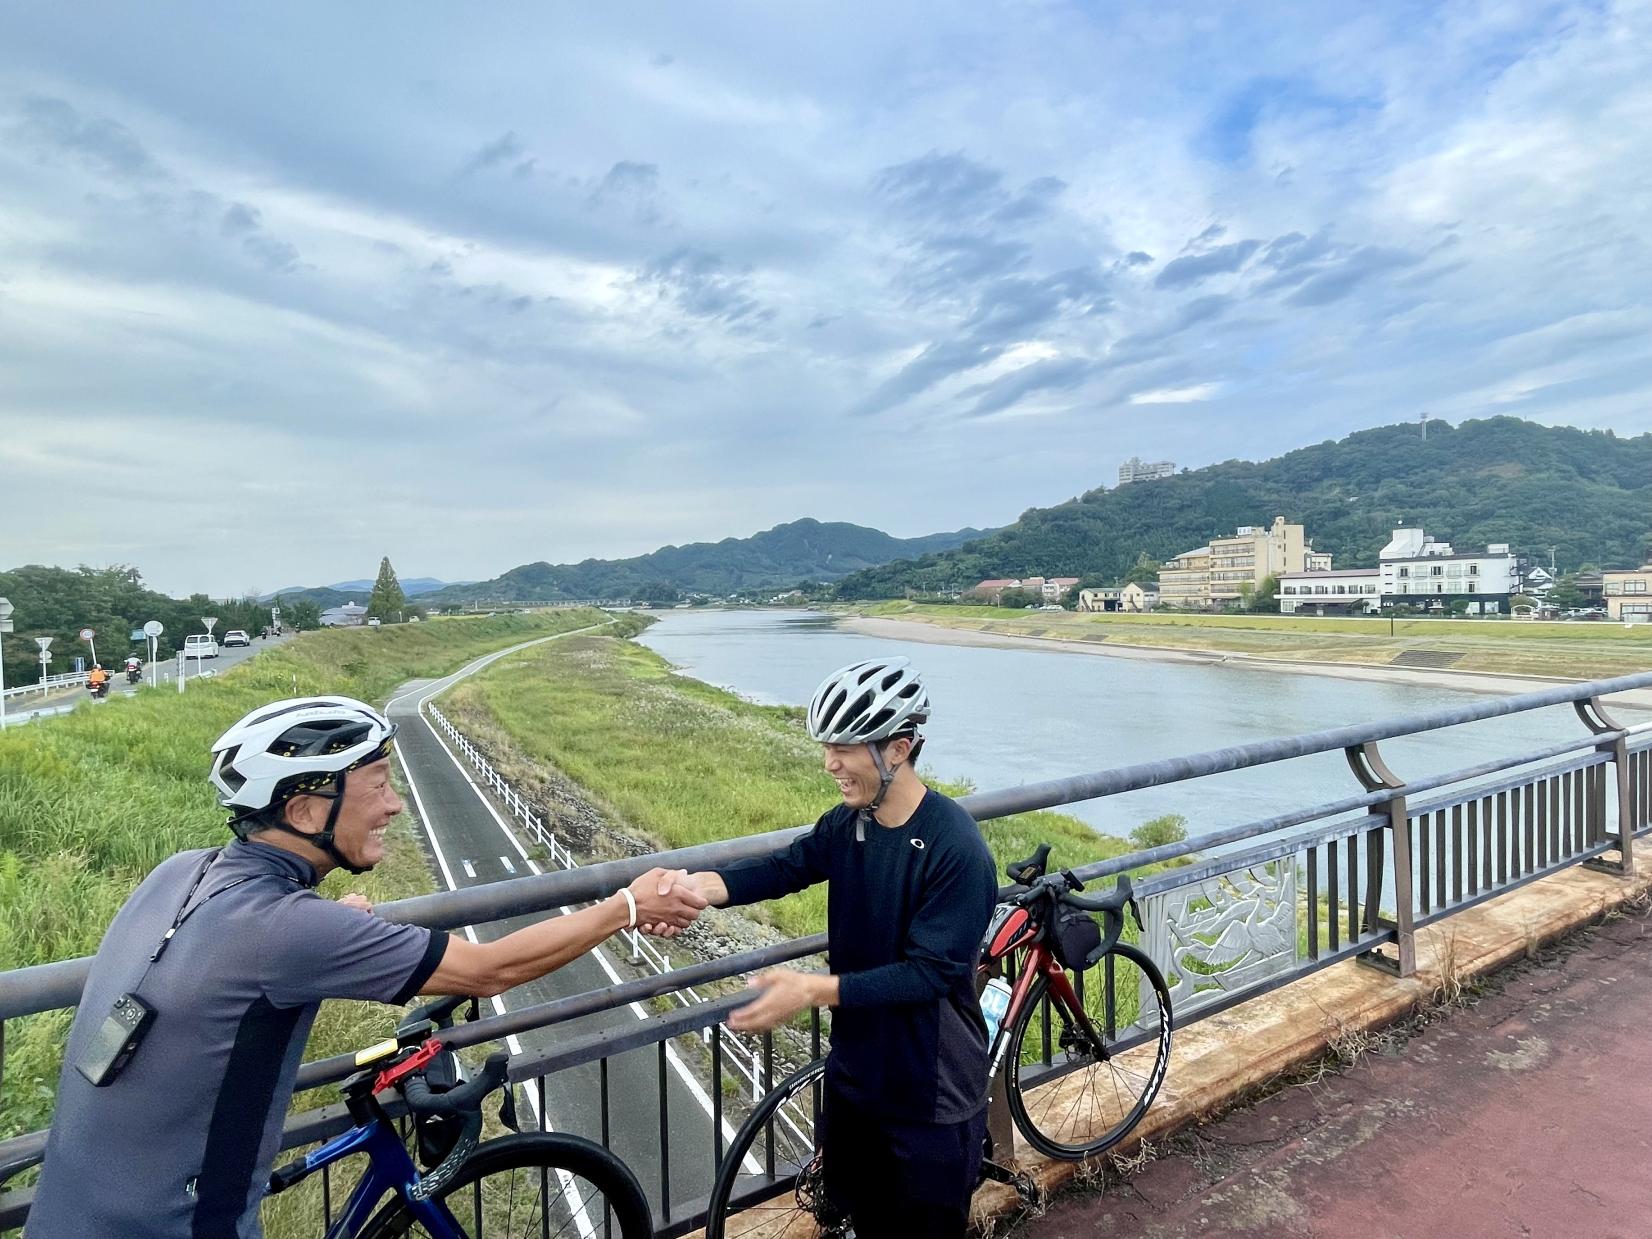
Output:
[716, 789, 998, 1123]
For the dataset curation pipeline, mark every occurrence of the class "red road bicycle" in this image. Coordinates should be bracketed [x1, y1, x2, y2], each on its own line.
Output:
[705, 842, 1173, 1237]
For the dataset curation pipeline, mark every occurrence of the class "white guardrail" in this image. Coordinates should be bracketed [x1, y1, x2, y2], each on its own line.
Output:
[423, 702, 777, 1101]
[1, 672, 89, 702]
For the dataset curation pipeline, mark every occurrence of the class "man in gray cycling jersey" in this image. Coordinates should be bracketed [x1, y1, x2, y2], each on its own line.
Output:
[28, 696, 706, 1238]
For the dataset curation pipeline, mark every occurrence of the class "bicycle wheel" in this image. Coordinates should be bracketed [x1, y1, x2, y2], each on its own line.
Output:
[359, 1131, 651, 1239]
[1005, 943, 1172, 1160]
[705, 1058, 846, 1239]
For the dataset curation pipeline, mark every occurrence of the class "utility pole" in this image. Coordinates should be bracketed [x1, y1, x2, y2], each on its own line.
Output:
[1419, 411, 1428, 441]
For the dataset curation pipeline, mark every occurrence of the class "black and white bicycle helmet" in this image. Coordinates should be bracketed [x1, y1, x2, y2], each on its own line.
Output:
[806, 657, 930, 744]
[210, 696, 397, 872]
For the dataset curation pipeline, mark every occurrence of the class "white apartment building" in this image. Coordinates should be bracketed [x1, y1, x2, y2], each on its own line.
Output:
[1379, 528, 1518, 614]
[1118, 456, 1176, 485]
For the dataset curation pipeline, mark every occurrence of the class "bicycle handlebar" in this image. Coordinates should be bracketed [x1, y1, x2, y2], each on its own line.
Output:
[402, 1050, 509, 1117]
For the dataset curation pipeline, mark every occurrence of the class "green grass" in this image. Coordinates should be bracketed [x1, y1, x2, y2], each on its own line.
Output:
[851, 601, 1652, 680]
[0, 608, 610, 1147]
[442, 631, 1186, 943]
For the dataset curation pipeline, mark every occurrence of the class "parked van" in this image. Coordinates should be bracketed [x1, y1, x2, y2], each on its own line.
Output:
[182, 634, 220, 659]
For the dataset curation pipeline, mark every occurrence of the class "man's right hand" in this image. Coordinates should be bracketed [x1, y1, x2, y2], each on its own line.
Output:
[627, 867, 707, 932]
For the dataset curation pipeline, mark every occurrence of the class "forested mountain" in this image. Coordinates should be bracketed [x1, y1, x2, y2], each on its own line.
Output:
[425, 518, 995, 603]
[258, 577, 461, 604]
[833, 417, 1652, 598]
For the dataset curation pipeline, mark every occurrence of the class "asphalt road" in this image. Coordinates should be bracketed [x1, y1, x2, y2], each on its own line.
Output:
[384, 630, 744, 1229]
[1, 632, 296, 725]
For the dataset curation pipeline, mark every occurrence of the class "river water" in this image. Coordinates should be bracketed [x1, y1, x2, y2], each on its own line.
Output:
[637, 609, 1648, 844]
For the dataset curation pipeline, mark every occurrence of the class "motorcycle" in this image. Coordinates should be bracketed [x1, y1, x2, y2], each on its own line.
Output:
[126, 664, 142, 684]
[88, 678, 111, 700]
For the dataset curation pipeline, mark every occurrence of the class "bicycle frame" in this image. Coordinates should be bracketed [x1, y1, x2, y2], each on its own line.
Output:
[981, 910, 1103, 1084]
[287, 1114, 467, 1238]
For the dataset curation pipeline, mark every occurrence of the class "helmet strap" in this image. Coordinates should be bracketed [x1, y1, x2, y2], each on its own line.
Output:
[857, 739, 908, 840]
[250, 770, 371, 876]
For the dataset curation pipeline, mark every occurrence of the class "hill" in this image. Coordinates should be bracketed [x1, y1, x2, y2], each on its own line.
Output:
[425, 518, 995, 603]
[259, 577, 464, 605]
[832, 417, 1652, 598]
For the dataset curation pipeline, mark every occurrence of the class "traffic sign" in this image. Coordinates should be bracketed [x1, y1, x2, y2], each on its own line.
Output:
[202, 617, 218, 634]
[79, 628, 96, 641]
[130, 629, 145, 642]
[35, 636, 52, 651]
[144, 620, 164, 638]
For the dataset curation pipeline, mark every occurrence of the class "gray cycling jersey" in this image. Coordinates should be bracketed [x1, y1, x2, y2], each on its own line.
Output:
[28, 840, 447, 1238]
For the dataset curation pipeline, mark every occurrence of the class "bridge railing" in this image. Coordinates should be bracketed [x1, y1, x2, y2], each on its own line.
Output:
[2, 672, 1651, 1234]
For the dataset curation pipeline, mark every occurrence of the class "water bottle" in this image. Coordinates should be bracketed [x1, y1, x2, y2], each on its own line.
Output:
[980, 977, 1013, 1045]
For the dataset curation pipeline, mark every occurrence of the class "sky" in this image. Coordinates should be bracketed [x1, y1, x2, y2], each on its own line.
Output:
[2, 1, 1650, 597]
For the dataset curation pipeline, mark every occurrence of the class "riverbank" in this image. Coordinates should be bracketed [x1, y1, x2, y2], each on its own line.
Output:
[439, 629, 1186, 942]
[840, 608, 1652, 711]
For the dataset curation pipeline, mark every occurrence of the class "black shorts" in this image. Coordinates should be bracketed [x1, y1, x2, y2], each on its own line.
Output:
[820, 1083, 987, 1239]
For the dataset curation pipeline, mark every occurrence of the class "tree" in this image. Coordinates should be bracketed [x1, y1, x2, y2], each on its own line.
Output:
[1123, 552, 1161, 587]
[367, 557, 407, 622]
[635, 580, 681, 606]
[1547, 573, 1585, 610]
[997, 588, 1038, 609]
[1248, 574, 1281, 613]
[285, 598, 322, 630]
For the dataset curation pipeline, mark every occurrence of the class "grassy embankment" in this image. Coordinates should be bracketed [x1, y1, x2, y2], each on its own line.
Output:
[852, 601, 1652, 681]
[440, 627, 1185, 944]
[0, 608, 610, 1147]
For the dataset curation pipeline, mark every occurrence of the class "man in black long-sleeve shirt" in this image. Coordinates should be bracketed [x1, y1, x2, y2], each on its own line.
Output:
[674, 658, 999, 1236]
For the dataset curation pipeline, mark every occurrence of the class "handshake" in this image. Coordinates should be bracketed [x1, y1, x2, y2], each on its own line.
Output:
[621, 867, 711, 938]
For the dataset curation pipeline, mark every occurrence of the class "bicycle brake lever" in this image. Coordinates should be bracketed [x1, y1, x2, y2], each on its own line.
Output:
[1128, 898, 1144, 932]
[1062, 869, 1084, 891]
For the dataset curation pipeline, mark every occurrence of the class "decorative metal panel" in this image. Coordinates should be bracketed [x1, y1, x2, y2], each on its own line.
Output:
[1141, 860, 1299, 1018]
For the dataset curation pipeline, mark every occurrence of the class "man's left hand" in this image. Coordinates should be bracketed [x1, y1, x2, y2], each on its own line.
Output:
[339, 893, 373, 914]
[728, 968, 826, 1033]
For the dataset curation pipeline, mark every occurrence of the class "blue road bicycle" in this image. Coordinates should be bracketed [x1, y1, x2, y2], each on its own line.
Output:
[265, 995, 650, 1239]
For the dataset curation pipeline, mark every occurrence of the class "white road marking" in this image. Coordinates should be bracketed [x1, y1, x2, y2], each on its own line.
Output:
[402, 626, 756, 1167]
[462, 858, 476, 878]
[500, 855, 516, 874]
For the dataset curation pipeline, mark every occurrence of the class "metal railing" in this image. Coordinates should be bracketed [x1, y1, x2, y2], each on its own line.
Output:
[2, 671, 1651, 1234]
[0, 672, 87, 702]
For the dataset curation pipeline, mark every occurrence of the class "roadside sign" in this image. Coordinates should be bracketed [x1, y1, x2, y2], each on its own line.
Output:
[40, 652, 51, 663]
[202, 617, 218, 634]
[74, 657, 85, 673]
[144, 620, 164, 637]
[130, 629, 145, 642]
[79, 628, 96, 641]
[35, 637, 52, 651]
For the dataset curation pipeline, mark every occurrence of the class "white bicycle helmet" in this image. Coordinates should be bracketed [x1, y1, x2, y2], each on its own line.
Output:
[210, 697, 397, 870]
[806, 658, 931, 744]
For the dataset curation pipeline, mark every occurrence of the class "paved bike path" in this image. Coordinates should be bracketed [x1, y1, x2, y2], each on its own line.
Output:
[384, 634, 728, 1225]
[1016, 902, 1652, 1238]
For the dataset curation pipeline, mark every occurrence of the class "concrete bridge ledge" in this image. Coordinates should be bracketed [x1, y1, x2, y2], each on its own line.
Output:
[969, 846, 1652, 1231]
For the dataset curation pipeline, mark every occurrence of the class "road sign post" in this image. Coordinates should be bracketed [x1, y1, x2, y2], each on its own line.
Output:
[0, 597, 13, 730]
[79, 627, 97, 668]
[35, 636, 53, 697]
[144, 620, 164, 689]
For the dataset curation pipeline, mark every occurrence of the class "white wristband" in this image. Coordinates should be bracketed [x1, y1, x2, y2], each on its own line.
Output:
[620, 888, 637, 929]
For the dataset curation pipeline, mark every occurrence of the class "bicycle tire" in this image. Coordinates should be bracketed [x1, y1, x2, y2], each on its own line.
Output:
[705, 1058, 846, 1239]
[358, 1131, 651, 1239]
[1005, 943, 1172, 1160]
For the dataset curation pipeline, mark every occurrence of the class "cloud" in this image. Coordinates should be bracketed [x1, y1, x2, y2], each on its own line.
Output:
[588, 160, 664, 224]
[965, 356, 1093, 419]
[637, 247, 769, 326]
[1130, 382, 1223, 404]
[1284, 246, 1421, 307]
[457, 131, 529, 178]
[6, 95, 158, 180]
[1154, 239, 1262, 289]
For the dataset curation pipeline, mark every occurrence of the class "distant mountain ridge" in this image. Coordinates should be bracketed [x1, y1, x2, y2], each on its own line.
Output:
[262, 577, 468, 606]
[425, 518, 996, 603]
[833, 416, 1652, 598]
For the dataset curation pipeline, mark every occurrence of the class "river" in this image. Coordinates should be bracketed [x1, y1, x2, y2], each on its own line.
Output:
[637, 608, 1649, 844]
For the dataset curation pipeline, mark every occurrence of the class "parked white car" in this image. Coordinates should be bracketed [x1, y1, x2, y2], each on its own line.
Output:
[182, 634, 219, 659]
